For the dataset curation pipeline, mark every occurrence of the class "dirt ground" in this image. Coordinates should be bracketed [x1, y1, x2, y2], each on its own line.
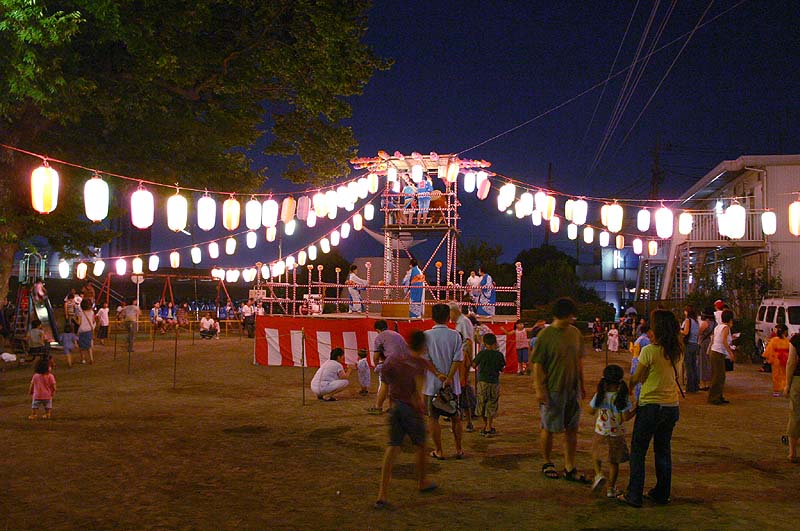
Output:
[2, 330, 800, 531]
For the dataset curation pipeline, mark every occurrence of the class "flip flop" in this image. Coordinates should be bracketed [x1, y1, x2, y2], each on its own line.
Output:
[563, 468, 591, 484]
[322, 396, 337, 402]
[542, 462, 559, 479]
[429, 451, 445, 460]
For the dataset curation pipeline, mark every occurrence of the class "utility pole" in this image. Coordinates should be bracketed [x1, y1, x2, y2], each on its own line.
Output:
[649, 139, 665, 200]
[544, 162, 553, 246]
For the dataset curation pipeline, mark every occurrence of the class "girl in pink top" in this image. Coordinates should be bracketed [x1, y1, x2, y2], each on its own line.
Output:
[29, 358, 56, 420]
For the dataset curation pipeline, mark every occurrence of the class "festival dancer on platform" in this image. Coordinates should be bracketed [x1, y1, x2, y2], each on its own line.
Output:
[346, 264, 368, 313]
[476, 266, 496, 317]
[403, 259, 425, 318]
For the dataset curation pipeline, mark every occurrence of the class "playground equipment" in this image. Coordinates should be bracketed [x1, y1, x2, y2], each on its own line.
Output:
[13, 253, 60, 351]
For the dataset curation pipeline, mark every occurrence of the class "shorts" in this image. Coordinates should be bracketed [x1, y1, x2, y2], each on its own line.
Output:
[425, 393, 460, 420]
[540, 389, 581, 433]
[517, 348, 529, 363]
[475, 381, 500, 418]
[97, 325, 109, 339]
[389, 401, 426, 446]
[31, 399, 52, 410]
[591, 433, 630, 464]
[78, 331, 93, 349]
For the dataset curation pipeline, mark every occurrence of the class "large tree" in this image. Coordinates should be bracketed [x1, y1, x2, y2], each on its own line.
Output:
[0, 0, 387, 300]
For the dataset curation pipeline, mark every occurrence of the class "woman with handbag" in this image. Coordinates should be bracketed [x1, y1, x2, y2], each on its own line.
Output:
[76, 298, 96, 365]
[708, 309, 735, 405]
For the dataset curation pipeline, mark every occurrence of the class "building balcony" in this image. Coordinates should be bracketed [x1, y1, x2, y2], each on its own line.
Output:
[682, 211, 766, 247]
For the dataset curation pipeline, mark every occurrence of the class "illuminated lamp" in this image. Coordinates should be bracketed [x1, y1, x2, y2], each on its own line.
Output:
[196, 194, 216, 231]
[131, 186, 155, 229]
[284, 219, 297, 236]
[31, 164, 59, 214]
[353, 213, 363, 231]
[93, 260, 105, 276]
[221, 196, 240, 230]
[520, 192, 534, 216]
[307, 209, 318, 228]
[599, 231, 610, 247]
[724, 203, 746, 239]
[356, 178, 368, 199]
[464, 172, 476, 193]
[607, 202, 624, 233]
[411, 164, 423, 183]
[225, 237, 236, 255]
[476, 170, 488, 189]
[615, 235, 625, 250]
[391, 180, 401, 194]
[531, 210, 542, 226]
[654, 206, 674, 239]
[341, 222, 351, 239]
[325, 190, 338, 218]
[298, 250, 308, 266]
[245, 198, 262, 230]
[637, 208, 651, 232]
[761, 211, 777, 236]
[678, 212, 694, 235]
[477, 178, 491, 200]
[76, 262, 88, 280]
[286, 256, 296, 270]
[246, 231, 257, 249]
[368, 173, 380, 194]
[190, 247, 201, 264]
[387, 166, 398, 182]
[320, 238, 331, 254]
[513, 200, 525, 218]
[600, 204, 609, 227]
[84, 174, 109, 222]
[312, 192, 327, 218]
[115, 258, 127, 275]
[242, 268, 256, 283]
[534, 191, 547, 213]
[564, 199, 574, 221]
[789, 199, 800, 237]
[167, 191, 188, 232]
[58, 259, 69, 279]
[567, 223, 578, 240]
[446, 161, 459, 183]
[543, 195, 557, 221]
[169, 251, 180, 268]
[572, 199, 588, 225]
[266, 226, 277, 242]
[208, 242, 219, 259]
[330, 230, 340, 247]
[549, 215, 560, 233]
[262, 199, 279, 228]
[364, 204, 375, 221]
[583, 226, 594, 244]
[336, 186, 350, 208]
[296, 195, 311, 221]
[132, 256, 144, 274]
[226, 269, 240, 283]
[648, 240, 659, 256]
[148, 255, 159, 272]
[260, 265, 269, 279]
[308, 244, 318, 261]
[633, 238, 643, 255]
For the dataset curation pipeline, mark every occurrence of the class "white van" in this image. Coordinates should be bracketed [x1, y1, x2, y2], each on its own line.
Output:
[755, 294, 800, 351]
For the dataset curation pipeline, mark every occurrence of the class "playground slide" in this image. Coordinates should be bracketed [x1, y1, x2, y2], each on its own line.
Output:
[31, 296, 61, 346]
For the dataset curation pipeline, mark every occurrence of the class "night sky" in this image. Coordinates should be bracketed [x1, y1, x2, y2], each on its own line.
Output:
[155, 0, 800, 267]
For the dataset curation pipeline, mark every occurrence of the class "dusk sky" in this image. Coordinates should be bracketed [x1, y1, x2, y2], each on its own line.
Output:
[156, 0, 800, 267]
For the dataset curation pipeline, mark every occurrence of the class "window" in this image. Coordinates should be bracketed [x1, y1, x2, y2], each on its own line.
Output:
[788, 307, 800, 325]
[777, 307, 786, 326]
[757, 305, 767, 321]
[765, 306, 776, 322]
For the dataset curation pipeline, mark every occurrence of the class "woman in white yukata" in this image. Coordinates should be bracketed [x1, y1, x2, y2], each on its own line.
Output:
[346, 264, 368, 313]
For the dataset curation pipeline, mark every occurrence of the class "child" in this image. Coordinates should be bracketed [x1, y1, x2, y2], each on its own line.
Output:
[589, 364, 636, 498]
[368, 352, 387, 414]
[502, 320, 533, 375]
[630, 325, 651, 400]
[472, 333, 506, 436]
[29, 357, 57, 419]
[357, 348, 371, 396]
[61, 323, 79, 368]
[764, 324, 790, 397]
[607, 324, 619, 352]
[26, 319, 47, 359]
[96, 302, 110, 345]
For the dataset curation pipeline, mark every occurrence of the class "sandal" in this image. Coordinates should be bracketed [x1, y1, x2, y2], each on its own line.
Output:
[563, 468, 591, 484]
[541, 462, 559, 479]
[616, 493, 642, 508]
[322, 396, 337, 402]
[454, 451, 465, 460]
[430, 451, 445, 460]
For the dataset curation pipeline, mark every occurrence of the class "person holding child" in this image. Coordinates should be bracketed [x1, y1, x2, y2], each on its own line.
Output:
[473, 333, 506, 436]
[589, 364, 636, 498]
[28, 357, 56, 420]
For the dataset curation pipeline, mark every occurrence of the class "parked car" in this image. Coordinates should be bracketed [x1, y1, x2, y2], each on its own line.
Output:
[755, 293, 800, 352]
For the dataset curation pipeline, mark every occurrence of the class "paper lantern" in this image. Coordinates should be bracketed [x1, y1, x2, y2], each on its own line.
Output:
[306, 209, 317, 228]
[476, 170, 488, 188]
[353, 213, 363, 231]
[115, 258, 127, 275]
[286, 256, 296, 270]
[298, 250, 308, 266]
[262, 199, 279, 228]
[131, 186, 155, 229]
[356, 178, 369, 199]
[245, 198, 262, 230]
[648, 240, 659, 256]
[724, 204, 746, 239]
[543, 195, 557, 221]
[513, 200, 526, 218]
[226, 270, 240, 283]
[613, 234, 624, 250]
[325, 190, 338, 219]
[167, 192, 188, 232]
[93, 260, 105, 276]
[564, 199, 574, 221]
[633, 238, 643, 255]
[284, 219, 297, 236]
[246, 231, 257, 249]
[567, 223, 578, 240]
[281, 197, 296, 223]
[531, 210, 542, 226]
[549, 215, 560, 233]
[190, 247, 201, 264]
[148, 255, 159, 272]
[266, 226, 277, 242]
[320, 238, 331, 254]
[654, 206, 673, 239]
[600, 204, 609, 227]
[312, 192, 327, 218]
[477, 178, 491, 200]
[242, 268, 256, 283]
[58, 259, 69, 279]
[498, 183, 515, 210]
[599, 231, 610, 247]
[76, 262, 88, 280]
[169, 251, 180, 268]
[344, 201, 355, 213]
[789, 200, 800, 237]
[637, 209, 651, 232]
[761, 211, 777, 236]
[259, 265, 269, 279]
[132, 256, 144, 274]
[678, 212, 694, 235]
[572, 199, 588, 225]
[464, 172, 476, 193]
[341, 222, 351, 239]
[208, 242, 219, 259]
[583, 226, 594, 244]
[607, 203, 623, 233]
[411, 164, 423, 183]
[368, 173, 379, 194]
[364, 204, 375, 221]
[221, 196, 240, 230]
[31, 164, 60, 214]
[194, 194, 215, 231]
[308, 244, 318, 261]
[717, 210, 729, 238]
[225, 237, 236, 255]
[330, 230, 340, 247]
[296, 196, 311, 221]
[84, 175, 109, 222]
[446, 161, 459, 183]
[534, 191, 547, 213]
[387, 166, 398, 182]
[520, 192, 534, 216]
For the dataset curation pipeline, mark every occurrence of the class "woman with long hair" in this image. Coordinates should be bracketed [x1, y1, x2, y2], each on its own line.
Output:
[619, 309, 683, 508]
[680, 306, 701, 393]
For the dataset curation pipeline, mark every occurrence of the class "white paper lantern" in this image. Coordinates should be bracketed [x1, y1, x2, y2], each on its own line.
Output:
[308, 244, 318, 261]
[654, 206, 674, 239]
[364, 204, 375, 221]
[387, 166, 398, 182]
[190, 247, 201, 264]
[599, 231, 610, 247]
[115, 258, 127, 275]
[31, 165, 60, 214]
[543, 195, 557, 221]
[148, 255, 159, 272]
[246, 231, 257, 249]
[567, 223, 578, 240]
[312, 192, 327, 218]
[637, 209, 651, 232]
[678, 212, 694, 235]
[464, 172, 476, 193]
[298, 250, 308, 266]
[717, 209, 729, 238]
[266, 226, 277, 242]
[499, 183, 516, 210]
[296, 196, 311, 221]
[281, 197, 296, 223]
[353, 213, 363, 231]
[633, 238, 643, 255]
[245, 198, 262, 230]
[306, 209, 317, 228]
[221, 196, 240, 231]
[356, 178, 369, 199]
[531, 210, 542, 226]
[761, 211, 777, 236]
[225, 237, 236, 255]
[789, 200, 800, 237]
[242, 268, 256, 283]
[208, 242, 219, 259]
[368, 173, 379, 194]
[93, 260, 105, 276]
[607, 203, 624, 233]
[564, 199, 574, 221]
[132, 256, 144, 274]
[583, 226, 594, 244]
[58, 259, 69, 279]
[725, 203, 746, 239]
[196, 194, 216, 231]
[84, 175, 109, 222]
[169, 251, 180, 269]
[286, 256, 296, 270]
[411, 164, 423, 183]
[262, 199, 279, 228]
[330, 230, 340, 247]
[320, 237, 331, 254]
[325, 190, 338, 219]
[341, 222, 351, 239]
[572, 199, 588, 225]
[534, 191, 547, 213]
[520, 192, 534, 216]
[600, 204, 609, 227]
[648, 240, 659, 256]
[615, 235, 625, 250]
[446, 161, 459, 183]
[259, 265, 269, 279]
[131, 186, 155, 229]
[167, 192, 188, 232]
[284, 219, 297, 236]
[549, 215, 560, 233]
[226, 269, 240, 283]
[76, 262, 88, 280]
[477, 178, 491, 200]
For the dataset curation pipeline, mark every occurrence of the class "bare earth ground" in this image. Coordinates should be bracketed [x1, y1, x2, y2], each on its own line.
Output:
[2, 332, 800, 531]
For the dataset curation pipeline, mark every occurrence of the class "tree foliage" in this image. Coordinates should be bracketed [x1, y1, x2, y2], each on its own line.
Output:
[515, 245, 605, 307]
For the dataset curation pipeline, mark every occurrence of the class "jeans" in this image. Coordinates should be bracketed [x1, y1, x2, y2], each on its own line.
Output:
[684, 342, 700, 392]
[627, 404, 679, 505]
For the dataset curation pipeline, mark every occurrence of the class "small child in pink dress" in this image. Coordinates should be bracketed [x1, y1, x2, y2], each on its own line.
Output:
[29, 357, 57, 420]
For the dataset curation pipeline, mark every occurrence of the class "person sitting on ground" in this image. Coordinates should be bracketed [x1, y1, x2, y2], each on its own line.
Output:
[310, 348, 352, 401]
[473, 333, 506, 437]
[199, 313, 219, 339]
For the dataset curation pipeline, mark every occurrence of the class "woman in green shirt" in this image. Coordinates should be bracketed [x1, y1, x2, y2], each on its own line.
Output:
[619, 309, 683, 508]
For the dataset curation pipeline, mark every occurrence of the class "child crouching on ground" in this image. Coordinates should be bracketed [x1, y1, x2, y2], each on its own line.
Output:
[589, 364, 636, 498]
[472, 333, 506, 436]
[29, 357, 57, 420]
[357, 348, 371, 396]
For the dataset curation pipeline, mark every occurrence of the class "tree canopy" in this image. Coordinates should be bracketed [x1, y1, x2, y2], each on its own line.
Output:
[0, 0, 388, 299]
